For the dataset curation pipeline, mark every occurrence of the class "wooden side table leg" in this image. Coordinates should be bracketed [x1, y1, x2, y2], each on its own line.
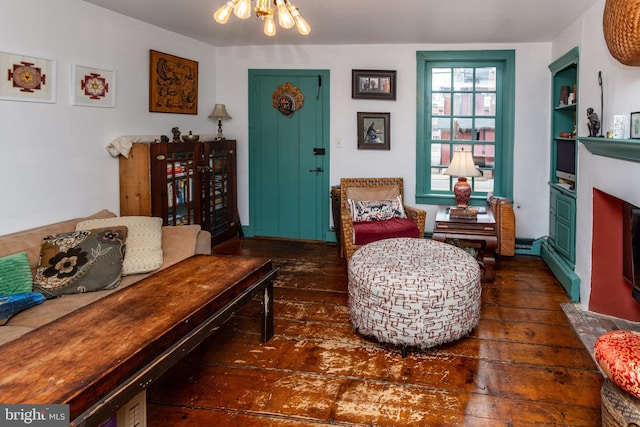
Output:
[482, 249, 496, 282]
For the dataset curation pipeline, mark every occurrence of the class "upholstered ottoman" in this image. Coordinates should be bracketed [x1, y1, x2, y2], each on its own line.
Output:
[595, 330, 640, 426]
[348, 238, 482, 356]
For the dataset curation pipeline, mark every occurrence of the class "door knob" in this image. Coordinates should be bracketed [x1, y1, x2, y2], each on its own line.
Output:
[309, 167, 324, 174]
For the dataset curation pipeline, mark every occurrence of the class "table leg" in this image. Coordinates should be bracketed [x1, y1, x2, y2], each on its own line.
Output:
[481, 249, 496, 283]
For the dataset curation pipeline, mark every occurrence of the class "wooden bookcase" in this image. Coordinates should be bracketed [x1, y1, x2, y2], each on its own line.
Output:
[119, 140, 238, 245]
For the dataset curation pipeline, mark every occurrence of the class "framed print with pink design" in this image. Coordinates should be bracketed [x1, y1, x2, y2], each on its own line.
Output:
[0, 51, 55, 103]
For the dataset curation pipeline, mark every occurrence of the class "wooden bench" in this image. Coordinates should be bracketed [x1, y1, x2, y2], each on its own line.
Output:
[0, 254, 277, 426]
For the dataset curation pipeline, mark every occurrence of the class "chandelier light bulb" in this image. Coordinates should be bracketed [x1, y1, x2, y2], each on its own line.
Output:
[288, 4, 310, 35]
[214, 0, 309, 36]
[233, 0, 252, 19]
[214, 0, 238, 24]
[276, 0, 295, 29]
[264, 14, 277, 36]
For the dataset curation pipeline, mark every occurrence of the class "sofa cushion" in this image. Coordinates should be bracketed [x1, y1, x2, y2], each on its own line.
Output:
[33, 226, 127, 299]
[0, 209, 117, 272]
[353, 218, 420, 246]
[0, 293, 45, 325]
[76, 216, 163, 275]
[0, 252, 33, 296]
[348, 195, 407, 222]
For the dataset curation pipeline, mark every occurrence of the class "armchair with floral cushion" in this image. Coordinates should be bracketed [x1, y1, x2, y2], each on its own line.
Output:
[340, 178, 426, 260]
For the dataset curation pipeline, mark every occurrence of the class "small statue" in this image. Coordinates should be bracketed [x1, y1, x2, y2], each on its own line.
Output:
[587, 108, 601, 137]
[171, 127, 181, 142]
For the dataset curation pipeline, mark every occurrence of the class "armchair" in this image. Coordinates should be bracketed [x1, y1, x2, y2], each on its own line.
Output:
[340, 178, 426, 260]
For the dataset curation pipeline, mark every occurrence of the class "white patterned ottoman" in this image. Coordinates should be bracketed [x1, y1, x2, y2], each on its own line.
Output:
[348, 238, 482, 356]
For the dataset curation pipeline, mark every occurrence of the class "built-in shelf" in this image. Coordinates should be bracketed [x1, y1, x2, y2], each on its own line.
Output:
[579, 136, 640, 163]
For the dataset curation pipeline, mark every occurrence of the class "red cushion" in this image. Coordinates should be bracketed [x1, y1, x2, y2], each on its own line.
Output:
[595, 330, 640, 398]
[353, 218, 420, 246]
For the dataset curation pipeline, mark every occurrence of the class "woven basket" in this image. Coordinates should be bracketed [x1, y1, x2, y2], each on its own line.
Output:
[601, 378, 640, 427]
[603, 0, 640, 66]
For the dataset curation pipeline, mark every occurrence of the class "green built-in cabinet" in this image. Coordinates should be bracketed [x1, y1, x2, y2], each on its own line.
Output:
[541, 47, 581, 302]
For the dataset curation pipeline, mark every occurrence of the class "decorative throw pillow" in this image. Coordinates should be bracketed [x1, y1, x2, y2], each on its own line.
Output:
[0, 292, 46, 325]
[33, 226, 127, 299]
[348, 195, 407, 222]
[76, 216, 163, 276]
[0, 252, 33, 296]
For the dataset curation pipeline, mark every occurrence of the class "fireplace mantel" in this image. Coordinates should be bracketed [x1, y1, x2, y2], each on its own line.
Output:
[579, 136, 640, 163]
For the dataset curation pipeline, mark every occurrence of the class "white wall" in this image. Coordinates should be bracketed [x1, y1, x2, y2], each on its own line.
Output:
[217, 43, 552, 237]
[0, 0, 217, 235]
[552, 0, 640, 309]
[2, 0, 553, 242]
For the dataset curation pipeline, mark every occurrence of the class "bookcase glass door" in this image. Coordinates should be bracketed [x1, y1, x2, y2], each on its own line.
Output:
[202, 141, 237, 243]
[151, 142, 202, 227]
[167, 151, 197, 225]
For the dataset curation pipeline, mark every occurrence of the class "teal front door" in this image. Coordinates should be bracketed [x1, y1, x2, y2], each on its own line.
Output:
[248, 69, 330, 240]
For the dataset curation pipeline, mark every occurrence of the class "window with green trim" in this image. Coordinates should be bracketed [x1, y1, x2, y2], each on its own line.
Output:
[416, 50, 515, 206]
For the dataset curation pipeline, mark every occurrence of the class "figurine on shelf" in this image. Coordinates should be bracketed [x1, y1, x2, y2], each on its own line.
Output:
[586, 108, 601, 137]
[171, 127, 181, 142]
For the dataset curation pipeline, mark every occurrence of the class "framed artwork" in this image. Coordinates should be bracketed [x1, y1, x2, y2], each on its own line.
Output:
[352, 70, 396, 100]
[0, 52, 55, 103]
[71, 64, 115, 108]
[149, 50, 198, 114]
[631, 112, 640, 139]
[357, 112, 390, 150]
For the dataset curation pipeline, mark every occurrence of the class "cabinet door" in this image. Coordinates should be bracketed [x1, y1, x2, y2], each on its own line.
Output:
[551, 189, 576, 263]
[150, 142, 203, 226]
[202, 140, 237, 243]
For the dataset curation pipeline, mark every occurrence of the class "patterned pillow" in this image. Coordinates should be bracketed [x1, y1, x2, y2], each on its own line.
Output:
[0, 251, 33, 296]
[348, 195, 407, 222]
[33, 227, 127, 299]
[76, 216, 163, 276]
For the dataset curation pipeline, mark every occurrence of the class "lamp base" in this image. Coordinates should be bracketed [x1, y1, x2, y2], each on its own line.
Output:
[216, 120, 225, 140]
[453, 177, 472, 207]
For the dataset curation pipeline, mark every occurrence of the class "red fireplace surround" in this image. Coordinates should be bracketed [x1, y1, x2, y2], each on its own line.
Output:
[591, 189, 640, 321]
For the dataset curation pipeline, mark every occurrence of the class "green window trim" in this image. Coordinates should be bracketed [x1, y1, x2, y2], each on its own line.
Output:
[416, 50, 515, 206]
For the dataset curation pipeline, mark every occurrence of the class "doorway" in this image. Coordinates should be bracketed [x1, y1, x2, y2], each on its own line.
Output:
[248, 69, 330, 241]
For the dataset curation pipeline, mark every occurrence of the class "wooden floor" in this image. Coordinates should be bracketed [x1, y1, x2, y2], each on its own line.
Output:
[147, 238, 603, 426]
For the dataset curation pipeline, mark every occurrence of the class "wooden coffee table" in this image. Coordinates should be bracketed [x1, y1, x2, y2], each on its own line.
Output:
[0, 254, 277, 426]
[432, 205, 498, 282]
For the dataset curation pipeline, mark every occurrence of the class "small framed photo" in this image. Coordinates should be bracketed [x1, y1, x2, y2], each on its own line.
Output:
[71, 64, 116, 108]
[357, 112, 390, 150]
[352, 70, 396, 100]
[631, 112, 640, 139]
[0, 51, 56, 103]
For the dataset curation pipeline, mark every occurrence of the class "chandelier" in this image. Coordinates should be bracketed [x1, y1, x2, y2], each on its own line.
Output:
[214, 0, 310, 36]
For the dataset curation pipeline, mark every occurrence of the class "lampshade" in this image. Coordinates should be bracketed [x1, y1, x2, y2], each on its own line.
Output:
[444, 148, 481, 207]
[208, 104, 232, 120]
[443, 148, 481, 178]
[209, 104, 232, 140]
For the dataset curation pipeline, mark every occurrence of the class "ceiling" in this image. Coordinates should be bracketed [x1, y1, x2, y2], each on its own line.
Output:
[82, 0, 599, 47]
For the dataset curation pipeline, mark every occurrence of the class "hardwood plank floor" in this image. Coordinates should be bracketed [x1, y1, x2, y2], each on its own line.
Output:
[147, 238, 603, 426]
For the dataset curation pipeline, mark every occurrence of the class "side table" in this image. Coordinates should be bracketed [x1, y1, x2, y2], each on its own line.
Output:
[432, 205, 498, 282]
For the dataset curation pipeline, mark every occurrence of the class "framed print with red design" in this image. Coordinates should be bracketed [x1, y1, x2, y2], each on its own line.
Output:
[71, 65, 116, 108]
[0, 52, 55, 103]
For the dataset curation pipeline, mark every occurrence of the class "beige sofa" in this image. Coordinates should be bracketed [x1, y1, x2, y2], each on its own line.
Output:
[0, 209, 211, 345]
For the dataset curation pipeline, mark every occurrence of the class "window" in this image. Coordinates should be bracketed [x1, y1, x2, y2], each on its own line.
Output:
[416, 50, 515, 205]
